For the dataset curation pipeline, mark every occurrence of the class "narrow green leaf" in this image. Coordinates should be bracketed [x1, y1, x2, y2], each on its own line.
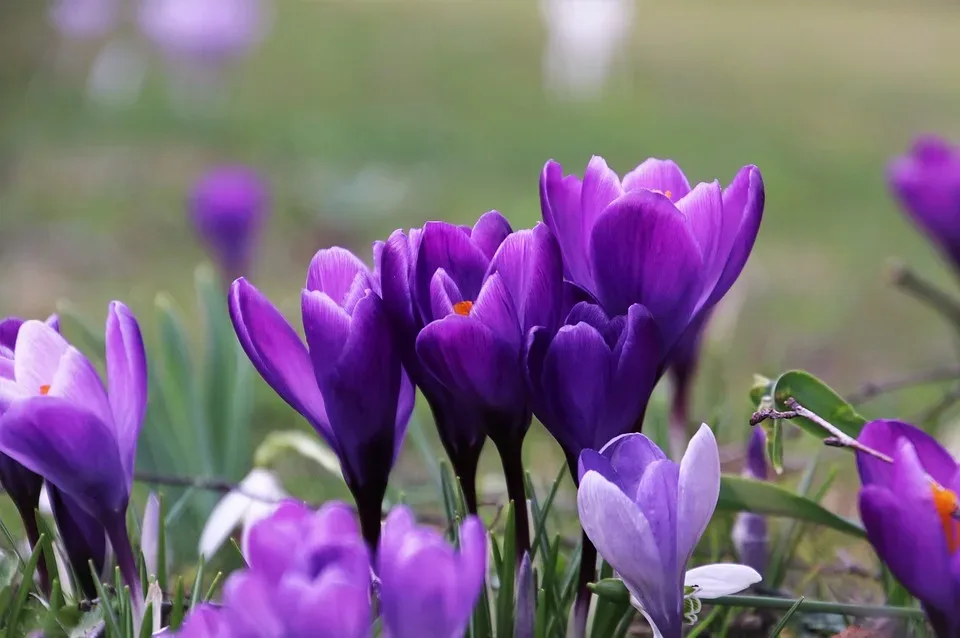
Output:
[169, 577, 186, 631]
[190, 558, 206, 611]
[611, 605, 637, 638]
[703, 594, 925, 619]
[41, 579, 63, 636]
[0, 518, 25, 571]
[763, 417, 784, 476]
[528, 466, 565, 562]
[204, 572, 224, 602]
[769, 596, 805, 636]
[3, 533, 46, 637]
[685, 605, 725, 638]
[33, 511, 60, 600]
[89, 560, 121, 638]
[496, 504, 516, 638]
[138, 603, 154, 638]
[772, 370, 867, 439]
[717, 475, 865, 538]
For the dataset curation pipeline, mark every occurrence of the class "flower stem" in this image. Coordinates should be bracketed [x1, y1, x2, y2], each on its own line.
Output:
[572, 531, 597, 638]
[491, 435, 530, 566]
[105, 514, 142, 602]
[355, 488, 386, 553]
[703, 594, 926, 619]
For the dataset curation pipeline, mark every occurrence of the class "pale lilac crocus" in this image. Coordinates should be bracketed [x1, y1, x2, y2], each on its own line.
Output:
[0, 303, 147, 595]
[577, 425, 760, 637]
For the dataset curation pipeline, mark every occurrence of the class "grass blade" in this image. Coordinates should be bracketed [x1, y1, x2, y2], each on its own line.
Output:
[3, 534, 46, 637]
[769, 596, 805, 636]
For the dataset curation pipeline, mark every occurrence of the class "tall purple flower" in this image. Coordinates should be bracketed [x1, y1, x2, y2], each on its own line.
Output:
[413, 217, 565, 557]
[731, 427, 769, 578]
[378, 506, 487, 638]
[539, 156, 763, 368]
[856, 419, 960, 637]
[189, 165, 270, 284]
[888, 136, 960, 274]
[0, 303, 147, 594]
[171, 501, 373, 637]
[229, 247, 414, 548]
[578, 425, 760, 637]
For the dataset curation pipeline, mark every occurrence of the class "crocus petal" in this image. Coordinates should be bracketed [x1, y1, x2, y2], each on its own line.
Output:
[621, 158, 692, 200]
[284, 570, 372, 638]
[0, 396, 127, 518]
[580, 156, 624, 235]
[675, 181, 724, 293]
[577, 448, 618, 485]
[515, 552, 534, 638]
[857, 419, 957, 489]
[141, 492, 161, 577]
[470, 210, 513, 261]
[429, 269, 463, 320]
[0, 358, 14, 382]
[577, 471, 668, 623]
[0, 318, 24, 355]
[469, 273, 522, 349]
[684, 563, 761, 598]
[539, 160, 591, 288]
[455, 516, 488, 610]
[45, 346, 112, 426]
[104, 302, 147, 482]
[49, 486, 108, 598]
[677, 424, 720, 566]
[415, 222, 489, 322]
[13, 321, 70, 391]
[598, 433, 668, 496]
[306, 247, 372, 305]
[244, 501, 314, 583]
[222, 571, 286, 635]
[589, 190, 703, 348]
[229, 278, 333, 447]
[301, 289, 352, 384]
[379, 230, 418, 338]
[636, 460, 681, 584]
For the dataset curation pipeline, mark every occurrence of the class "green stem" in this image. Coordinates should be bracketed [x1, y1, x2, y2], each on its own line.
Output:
[702, 594, 925, 619]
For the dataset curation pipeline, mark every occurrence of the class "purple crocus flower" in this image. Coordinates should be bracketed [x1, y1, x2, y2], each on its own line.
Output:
[379, 224, 494, 513]
[578, 425, 760, 637]
[0, 303, 147, 594]
[48, 0, 119, 41]
[189, 165, 270, 284]
[229, 247, 414, 548]
[888, 136, 960, 273]
[138, 0, 267, 68]
[539, 156, 764, 363]
[413, 217, 565, 557]
[170, 501, 373, 638]
[731, 427, 769, 578]
[856, 419, 960, 637]
[378, 506, 487, 638]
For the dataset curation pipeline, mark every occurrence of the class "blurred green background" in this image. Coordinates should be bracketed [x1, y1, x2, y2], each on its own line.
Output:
[3, 0, 960, 523]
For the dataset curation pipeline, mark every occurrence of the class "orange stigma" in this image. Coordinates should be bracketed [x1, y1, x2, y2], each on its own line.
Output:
[664, 190, 673, 200]
[39, 384, 50, 396]
[453, 301, 474, 316]
[931, 482, 960, 552]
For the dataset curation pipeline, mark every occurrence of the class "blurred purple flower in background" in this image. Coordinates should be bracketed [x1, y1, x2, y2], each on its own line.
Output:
[731, 427, 769, 578]
[0, 303, 147, 594]
[577, 425, 760, 637]
[190, 165, 270, 284]
[378, 506, 487, 638]
[229, 247, 414, 549]
[138, 0, 268, 68]
[889, 136, 960, 274]
[48, 0, 120, 41]
[856, 419, 960, 637]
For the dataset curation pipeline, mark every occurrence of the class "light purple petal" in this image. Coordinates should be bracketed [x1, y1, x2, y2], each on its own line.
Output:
[172, 603, 224, 638]
[245, 501, 313, 581]
[621, 158, 692, 200]
[222, 571, 286, 635]
[599, 433, 668, 497]
[706, 165, 764, 309]
[677, 424, 720, 567]
[14, 321, 70, 392]
[301, 290, 352, 386]
[46, 347, 112, 426]
[488, 223, 564, 334]
[635, 460, 681, 599]
[539, 160, 592, 288]
[306, 247, 373, 306]
[470, 210, 513, 261]
[104, 302, 147, 482]
[589, 190, 703, 348]
[455, 516, 487, 609]
[284, 569, 372, 638]
[676, 181, 724, 292]
[229, 278, 333, 447]
[0, 397, 127, 518]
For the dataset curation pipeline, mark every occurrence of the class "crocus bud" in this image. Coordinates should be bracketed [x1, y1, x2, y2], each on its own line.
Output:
[888, 136, 960, 274]
[189, 165, 269, 283]
[731, 427, 769, 577]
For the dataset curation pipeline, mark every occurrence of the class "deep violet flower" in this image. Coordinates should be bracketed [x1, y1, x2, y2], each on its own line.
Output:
[170, 501, 373, 638]
[539, 156, 764, 364]
[578, 425, 760, 637]
[378, 506, 487, 638]
[888, 136, 960, 275]
[856, 419, 960, 637]
[731, 427, 769, 578]
[0, 303, 147, 595]
[228, 247, 414, 548]
[189, 165, 270, 283]
[412, 216, 565, 558]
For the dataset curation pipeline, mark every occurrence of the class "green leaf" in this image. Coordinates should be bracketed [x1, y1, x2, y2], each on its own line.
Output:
[89, 561, 121, 638]
[168, 578, 186, 631]
[528, 467, 566, 562]
[41, 579, 63, 637]
[33, 511, 61, 603]
[749, 374, 774, 407]
[3, 533, 46, 637]
[496, 503, 516, 638]
[189, 557, 206, 611]
[769, 596, 805, 636]
[772, 370, 866, 439]
[717, 475, 865, 538]
[587, 578, 629, 604]
[762, 415, 784, 476]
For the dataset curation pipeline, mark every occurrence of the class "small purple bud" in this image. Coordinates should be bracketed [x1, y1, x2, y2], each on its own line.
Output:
[732, 427, 769, 577]
[189, 165, 269, 283]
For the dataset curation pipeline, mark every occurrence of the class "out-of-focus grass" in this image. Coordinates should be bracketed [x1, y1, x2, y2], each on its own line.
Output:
[2, 0, 960, 520]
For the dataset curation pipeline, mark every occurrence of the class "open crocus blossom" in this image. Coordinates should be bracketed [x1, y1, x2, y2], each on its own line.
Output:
[577, 425, 761, 638]
[171, 501, 373, 637]
[378, 506, 487, 638]
[414, 217, 564, 556]
[229, 247, 414, 549]
[189, 165, 270, 283]
[539, 156, 763, 361]
[0, 303, 147, 594]
[856, 419, 960, 637]
[888, 136, 960, 274]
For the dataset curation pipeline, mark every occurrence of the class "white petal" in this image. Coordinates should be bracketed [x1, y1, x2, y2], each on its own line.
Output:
[198, 489, 254, 560]
[684, 563, 761, 599]
[629, 597, 665, 638]
[253, 430, 342, 478]
[677, 424, 720, 565]
[240, 468, 288, 500]
[38, 484, 53, 515]
[141, 492, 160, 577]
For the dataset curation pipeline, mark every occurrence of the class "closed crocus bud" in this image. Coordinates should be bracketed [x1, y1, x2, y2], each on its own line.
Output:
[731, 427, 769, 579]
[138, 0, 267, 68]
[378, 506, 487, 638]
[888, 136, 960, 274]
[0, 302, 148, 596]
[189, 165, 269, 284]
